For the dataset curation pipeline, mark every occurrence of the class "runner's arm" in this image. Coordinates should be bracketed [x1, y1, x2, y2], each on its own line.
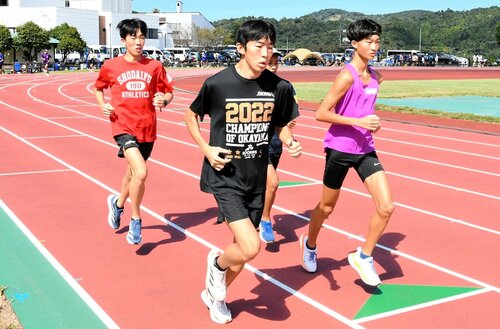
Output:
[184, 109, 230, 170]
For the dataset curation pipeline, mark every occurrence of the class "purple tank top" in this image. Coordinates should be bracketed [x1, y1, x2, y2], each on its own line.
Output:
[323, 64, 379, 154]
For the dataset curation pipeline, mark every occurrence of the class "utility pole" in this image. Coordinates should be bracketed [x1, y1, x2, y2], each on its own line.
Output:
[109, 22, 112, 58]
[419, 25, 422, 52]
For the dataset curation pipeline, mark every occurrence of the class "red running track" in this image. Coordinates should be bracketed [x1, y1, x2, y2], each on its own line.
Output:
[0, 68, 498, 328]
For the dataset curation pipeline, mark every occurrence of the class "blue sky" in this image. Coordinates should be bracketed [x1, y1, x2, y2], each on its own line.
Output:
[133, 0, 498, 21]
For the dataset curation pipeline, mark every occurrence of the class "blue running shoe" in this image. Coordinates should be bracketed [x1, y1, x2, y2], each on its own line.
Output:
[127, 219, 142, 245]
[259, 220, 275, 243]
[107, 194, 123, 229]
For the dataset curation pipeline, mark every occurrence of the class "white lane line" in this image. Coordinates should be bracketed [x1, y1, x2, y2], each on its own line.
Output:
[292, 133, 500, 177]
[353, 287, 491, 323]
[292, 113, 500, 147]
[4, 77, 500, 322]
[383, 127, 500, 148]
[0, 169, 72, 176]
[296, 149, 500, 200]
[24, 134, 84, 140]
[45, 116, 94, 119]
[8, 84, 500, 234]
[0, 199, 120, 329]
[271, 205, 500, 293]
[0, 126, 364, 329]
[379, 150, 500, 177]
[276, 167, 500, 235]
[376, 136, 500, 160]
[3, 102, 499, 278]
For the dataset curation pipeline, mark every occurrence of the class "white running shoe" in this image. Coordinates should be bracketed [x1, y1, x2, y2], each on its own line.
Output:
[348, 247, 381, 286]
[300, 233, 317, 273]
[201, 289, 232, 324]
[206, 250, 227, 301]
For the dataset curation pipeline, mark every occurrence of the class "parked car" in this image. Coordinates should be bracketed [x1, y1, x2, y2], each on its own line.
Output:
[303, 56, 323, 66]
[205, 50, 229, 64]
[320, 53, 335, 66]
[142, 46, 164, 62]
[379, 55, 395, 66]
[455, 56, 469, 67]
[219, 49, 238, 61]
[435, 53, 459, 65]
[55, 49, 82, 65]
[162, 50, 174, 66]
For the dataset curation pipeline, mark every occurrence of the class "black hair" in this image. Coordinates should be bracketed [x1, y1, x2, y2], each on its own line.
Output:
[346, 18, 382, 42]
[235, 20, 276, 47]
[116, 19, 148, 39]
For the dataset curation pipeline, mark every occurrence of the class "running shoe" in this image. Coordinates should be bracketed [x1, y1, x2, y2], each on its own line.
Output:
[206, 250, 227, 301]
[126, 219, 142, 245]
[348, 247, 381, 286]
[107, 194, 123, 229]
[300, 233, 317, 273]
[259, 220, 275, 243]
[201, 289, 232, 324]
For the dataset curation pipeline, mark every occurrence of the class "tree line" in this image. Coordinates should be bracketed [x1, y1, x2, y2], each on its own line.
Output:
[0, 22, 86, 64]
[212, 7, 500, 61]
[1, 6, 498, 64]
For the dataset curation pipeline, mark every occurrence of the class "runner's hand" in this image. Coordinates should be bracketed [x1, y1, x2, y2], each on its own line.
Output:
[101, 103, 114, 117]
[287, 139, 302, 158]
[358, 114, 381, 132]
[153, 92, 165, 110]
[206, 146, 231, 171]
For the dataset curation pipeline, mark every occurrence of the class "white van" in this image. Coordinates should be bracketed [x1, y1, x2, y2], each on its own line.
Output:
[87, 45, 111, 61]
[142, 46, 164, 62]
[111, 45, 126, 58]
[164, 47, 190, 64]
[55, 49, 82, 64]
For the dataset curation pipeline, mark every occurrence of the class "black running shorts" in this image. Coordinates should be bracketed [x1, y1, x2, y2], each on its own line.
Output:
[323, 148, 384, 189]
[213, 192, 264, 228]
[114, 134, 154, 160]
[268, 152, 281, 169]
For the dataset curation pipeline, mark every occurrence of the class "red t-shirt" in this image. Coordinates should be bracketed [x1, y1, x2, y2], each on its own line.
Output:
[95, 56, 173, 142]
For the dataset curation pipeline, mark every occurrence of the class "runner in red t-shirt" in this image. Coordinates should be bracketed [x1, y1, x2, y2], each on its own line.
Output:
[95, 18, 174, 245]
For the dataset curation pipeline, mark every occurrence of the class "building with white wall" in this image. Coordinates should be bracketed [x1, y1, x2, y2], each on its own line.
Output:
[145, 1, 214, 49]
[0, 0, 215, 64]
[0, 0, 160, 48]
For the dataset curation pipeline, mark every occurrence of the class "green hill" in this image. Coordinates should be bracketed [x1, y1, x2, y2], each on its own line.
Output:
[213, 6, 499, 60]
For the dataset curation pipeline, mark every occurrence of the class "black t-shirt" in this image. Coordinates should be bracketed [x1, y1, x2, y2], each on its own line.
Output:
[190, 65, 296, 195]
[268, 83, 300, 154]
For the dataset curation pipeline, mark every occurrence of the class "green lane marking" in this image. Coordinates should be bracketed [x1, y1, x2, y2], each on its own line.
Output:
[0, 204, 109, 329]
[354, 284, 482, 319]
[279, 181, 313, 187]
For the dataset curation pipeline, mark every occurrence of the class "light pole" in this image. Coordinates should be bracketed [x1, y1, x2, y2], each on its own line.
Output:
[109, 22, 112, 58]
[419, 24, 422, 52]
[339, 25, 342, 47]
[159, 32, 167, 49]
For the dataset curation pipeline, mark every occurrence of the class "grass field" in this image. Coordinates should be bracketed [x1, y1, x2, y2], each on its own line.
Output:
[294, 79, 500, 123]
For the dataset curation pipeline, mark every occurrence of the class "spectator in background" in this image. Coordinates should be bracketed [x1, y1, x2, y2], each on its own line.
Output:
[201, 51, 207, 67]
[0, 51, 4, 74]
[41, 49, 51, 76]
[97, 52, 102, 69]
